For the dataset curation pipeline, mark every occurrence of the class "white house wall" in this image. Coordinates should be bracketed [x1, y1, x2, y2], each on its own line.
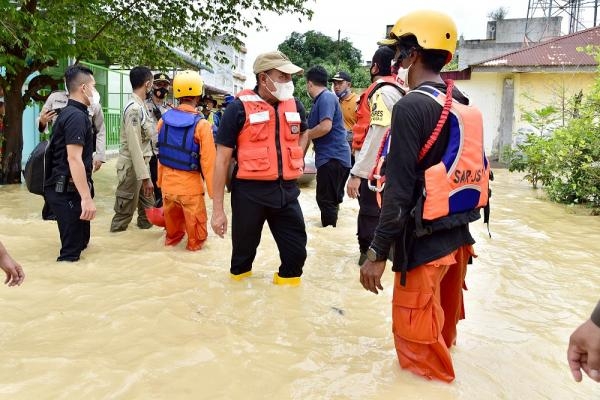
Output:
[201, 39, 247, 95]
[456, 70, 597, 157]
[453, 73, 504, 154]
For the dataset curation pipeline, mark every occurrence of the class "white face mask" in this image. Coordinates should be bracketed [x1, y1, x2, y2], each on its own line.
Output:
[267, 75, 295, 101]
[90, 89, 101, 106]
[396, 67, 410, 92]
[84, 86, 101, 106]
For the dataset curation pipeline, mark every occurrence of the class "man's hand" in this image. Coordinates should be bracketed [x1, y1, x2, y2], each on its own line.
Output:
[93, 160, 103, 172]
[0, 252, 25, 287]
[568, 318, 600, 382]
[80, 197, 97, 221]
[142, 178, 154, 198]
[211, 209, 228, 238]
[346, 175, 361, 199]
[39, 109, 57, 127]
[360, 260, 386, 294]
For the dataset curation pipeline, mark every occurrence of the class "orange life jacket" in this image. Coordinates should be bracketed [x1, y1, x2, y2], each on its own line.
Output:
[236, 89, 304, 181]
[411, 81, 490, 236]
[351, 76, 402, 151]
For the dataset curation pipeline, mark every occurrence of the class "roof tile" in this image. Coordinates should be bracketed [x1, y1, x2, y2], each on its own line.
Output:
[474, 26, 600, 67]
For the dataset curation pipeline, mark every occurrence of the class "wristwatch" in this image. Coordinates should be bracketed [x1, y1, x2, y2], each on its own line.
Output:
[366, 246, 386, 262]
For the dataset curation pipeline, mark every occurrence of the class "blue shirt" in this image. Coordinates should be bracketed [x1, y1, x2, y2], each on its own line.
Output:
[308, 89, 351, 169]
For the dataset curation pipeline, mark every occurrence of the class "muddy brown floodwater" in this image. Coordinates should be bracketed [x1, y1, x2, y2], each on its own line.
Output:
[0, 160, 598, 399]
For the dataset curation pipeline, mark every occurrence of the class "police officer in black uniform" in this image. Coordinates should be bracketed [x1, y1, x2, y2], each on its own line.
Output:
[44, 65, 97, 262]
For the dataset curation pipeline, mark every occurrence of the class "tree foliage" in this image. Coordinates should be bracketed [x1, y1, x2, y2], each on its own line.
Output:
[504, 51, 600, 210]
[487, 7, 508, 21]
[0, 0, 313, 183]
[277, 30, 370, 110]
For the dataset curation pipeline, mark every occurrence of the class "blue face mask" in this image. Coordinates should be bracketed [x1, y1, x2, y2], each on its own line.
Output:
[336, 88, 349, 99]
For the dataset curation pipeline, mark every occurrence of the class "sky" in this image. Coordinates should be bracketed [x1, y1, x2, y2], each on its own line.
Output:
[241, 0, 594, 85]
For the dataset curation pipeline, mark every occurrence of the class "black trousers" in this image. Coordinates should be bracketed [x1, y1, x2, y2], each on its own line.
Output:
[230, 190, 307, 278]
[45, 188, 91, 262]
[316, 159, 350, 227]
[149, 154, 162, 207]
[357, 178, 381, 254]
[42, 197, 56, 220]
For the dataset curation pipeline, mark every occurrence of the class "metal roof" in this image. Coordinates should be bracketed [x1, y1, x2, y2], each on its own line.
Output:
[474, 26, 600, 68]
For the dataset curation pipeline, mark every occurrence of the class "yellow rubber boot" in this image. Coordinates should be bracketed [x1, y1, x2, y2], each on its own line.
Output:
[230, 271, 252, 281]
[273, 272, 301, 286]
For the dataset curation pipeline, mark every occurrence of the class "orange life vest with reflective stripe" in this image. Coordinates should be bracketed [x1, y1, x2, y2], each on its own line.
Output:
[413, 83, 490, 222]
[351, 76, 402, 151]
[236, 89, 304, 181]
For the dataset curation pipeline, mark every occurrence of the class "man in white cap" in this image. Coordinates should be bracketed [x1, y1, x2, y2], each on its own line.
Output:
[211, 51, 309, 286]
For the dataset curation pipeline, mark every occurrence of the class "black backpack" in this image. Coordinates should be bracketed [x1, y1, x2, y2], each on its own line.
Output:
[23, 136, 53, 196]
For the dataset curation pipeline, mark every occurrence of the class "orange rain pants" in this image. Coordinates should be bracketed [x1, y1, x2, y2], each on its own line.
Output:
[163, 193, 208, 251]
[392, 244, 474, 383]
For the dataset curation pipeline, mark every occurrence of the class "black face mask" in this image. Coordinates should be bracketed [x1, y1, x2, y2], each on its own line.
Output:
[154, 87, 168, 99]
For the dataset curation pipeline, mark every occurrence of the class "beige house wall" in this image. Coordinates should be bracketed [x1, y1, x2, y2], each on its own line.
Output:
[514, 72, 596, 125]
[454, 70, 596, 155]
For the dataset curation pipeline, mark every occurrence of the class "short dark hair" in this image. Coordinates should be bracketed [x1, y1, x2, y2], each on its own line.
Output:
[64, 64, 94, 93]
[305, 65, 328, 87]
[204, 96, 217, 106]
[371, 46, 395, 77]
[130, 66, 153, 90]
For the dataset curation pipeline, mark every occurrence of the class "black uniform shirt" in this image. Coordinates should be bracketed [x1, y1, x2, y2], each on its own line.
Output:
[46, 99, 94, 186]
[215, 90, 308, 208]
[372, 81, 476, 271]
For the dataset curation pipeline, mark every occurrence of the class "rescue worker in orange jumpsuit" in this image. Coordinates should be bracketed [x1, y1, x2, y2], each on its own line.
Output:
[211, 51, 309, 286]
[156, 71, 215, 251]
[360, 10, 490, 383]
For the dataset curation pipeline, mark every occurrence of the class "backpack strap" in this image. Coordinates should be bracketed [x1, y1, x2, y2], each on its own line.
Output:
[413, 79, 455, 162]
[367, 80, 406, 102]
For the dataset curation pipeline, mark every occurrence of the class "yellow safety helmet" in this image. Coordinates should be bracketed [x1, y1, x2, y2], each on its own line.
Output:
[379, 10, 457, 63]
[173, 70, 204, 98]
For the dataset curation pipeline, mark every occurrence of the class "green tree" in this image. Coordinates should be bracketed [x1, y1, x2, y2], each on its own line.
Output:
[277, 30, 370, 110]
[521, 105, 560, 136]
[503, 133, 553, 189]
[0, 0, 312, 184]
[487, 7, 508, 21]
[278, 30, 363, 72]
[505, 48, 600, 210]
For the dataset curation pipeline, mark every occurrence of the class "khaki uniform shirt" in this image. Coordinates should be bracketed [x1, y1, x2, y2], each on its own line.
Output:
[144, 97, 172, 145]
[118, 93, 154, 180]
[40, 91, 106, 162]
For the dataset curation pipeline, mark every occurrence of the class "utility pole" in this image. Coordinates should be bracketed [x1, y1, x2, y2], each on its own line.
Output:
[336, 29, 341, 69]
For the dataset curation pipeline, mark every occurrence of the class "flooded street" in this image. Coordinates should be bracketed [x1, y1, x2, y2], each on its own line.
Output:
[0, 160, 599, 399]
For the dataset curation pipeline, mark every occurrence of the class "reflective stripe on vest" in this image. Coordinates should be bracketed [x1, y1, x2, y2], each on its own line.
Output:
[351, 76, 403, 151]
[157, 109, 202, 172]
[236, 89, 304, 181]
[411, 86, 490, 220]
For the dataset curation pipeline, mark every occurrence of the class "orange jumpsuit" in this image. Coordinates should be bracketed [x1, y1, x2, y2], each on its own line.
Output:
[392, 244, 475, 382]
[157, 104, 216, 251]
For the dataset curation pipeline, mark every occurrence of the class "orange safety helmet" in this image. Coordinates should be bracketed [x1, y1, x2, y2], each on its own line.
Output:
[145, 207, 166, 227]
[379, 10, 457, 64]
[173, 70, 204, 98]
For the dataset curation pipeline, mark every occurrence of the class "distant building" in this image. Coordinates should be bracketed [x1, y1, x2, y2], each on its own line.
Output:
[443, 26, 600, 158]
[457, 17, 562, 70]
[200, 37, 247, 98]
